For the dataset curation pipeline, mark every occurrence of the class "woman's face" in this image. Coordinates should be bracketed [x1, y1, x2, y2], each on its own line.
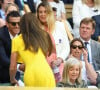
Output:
[71, 41, 83, 59]
[38, 6, 47, 24]
[68, 65, 80, 84]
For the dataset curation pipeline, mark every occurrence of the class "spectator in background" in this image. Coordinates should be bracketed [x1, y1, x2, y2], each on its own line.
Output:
[57, 57, 87, 88]
[14, 0, 23, 11]
[37, 2, 70, 82]
[69, 38, 98, 87]
[36, 1, 73, 40]
[72, 0, 100, 38]
[92, 14, 100, 41]
[36, 0, 66, 20]
[0, 0, 14, 19]
[24, 0, 36, 13]
[37, 2, 70, 62]
[79, 17, 100, 88]
[79, 17, 100, 70]
[0, 3, 19, 27]
[9, 12, 56, 86]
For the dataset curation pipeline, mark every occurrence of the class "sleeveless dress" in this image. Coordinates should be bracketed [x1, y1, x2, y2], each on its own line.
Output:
[12, 34, 56, 87]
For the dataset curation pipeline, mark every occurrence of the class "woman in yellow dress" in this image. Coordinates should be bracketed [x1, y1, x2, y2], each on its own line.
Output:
[9, 13, 56, 87]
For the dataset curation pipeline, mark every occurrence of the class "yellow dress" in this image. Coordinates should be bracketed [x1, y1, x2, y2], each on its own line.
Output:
[12, 34, 56, 87]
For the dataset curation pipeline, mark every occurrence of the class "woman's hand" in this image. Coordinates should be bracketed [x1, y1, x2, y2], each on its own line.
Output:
[10, 78, 19, 86]
[82, 48, 88, 62]
[19, 64, 25, 72]
[51, 57, 63, 68]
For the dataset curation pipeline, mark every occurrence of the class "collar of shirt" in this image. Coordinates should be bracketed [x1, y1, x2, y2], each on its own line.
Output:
[80, 38, 91, 45]
[9, 31, 18, 39]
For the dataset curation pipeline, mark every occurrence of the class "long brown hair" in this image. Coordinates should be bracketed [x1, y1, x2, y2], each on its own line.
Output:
[20, 12, 53, 56]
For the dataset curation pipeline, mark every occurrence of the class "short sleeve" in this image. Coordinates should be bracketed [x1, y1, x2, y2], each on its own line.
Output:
[11, 36, 24, 63]
[11, 37, 18, 53]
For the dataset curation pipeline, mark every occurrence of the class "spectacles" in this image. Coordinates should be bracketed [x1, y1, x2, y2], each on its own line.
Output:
[71, 45, 83, 49]
[9, 22, 20, 26]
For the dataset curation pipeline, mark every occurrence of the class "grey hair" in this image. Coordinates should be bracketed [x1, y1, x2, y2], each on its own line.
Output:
[62, 57, 82, 84]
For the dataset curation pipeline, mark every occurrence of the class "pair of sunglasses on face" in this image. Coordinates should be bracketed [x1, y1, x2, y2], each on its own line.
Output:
[71, 45, 84, 49]
[9, 22, 20, 26]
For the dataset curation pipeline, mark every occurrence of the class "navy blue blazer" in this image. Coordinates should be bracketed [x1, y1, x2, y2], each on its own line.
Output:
[0, 26, 20, 83]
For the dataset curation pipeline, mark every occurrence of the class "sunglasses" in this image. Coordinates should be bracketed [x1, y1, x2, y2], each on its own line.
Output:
[71, 45, 84, 49]
[9, 22, 20, 26]
[52, 7, 57, 11]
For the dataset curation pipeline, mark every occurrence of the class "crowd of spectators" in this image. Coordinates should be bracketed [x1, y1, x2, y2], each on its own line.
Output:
[0, 0, 100, 88]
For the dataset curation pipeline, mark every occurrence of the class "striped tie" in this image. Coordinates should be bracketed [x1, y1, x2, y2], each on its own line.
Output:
[84, 42, 90, 62]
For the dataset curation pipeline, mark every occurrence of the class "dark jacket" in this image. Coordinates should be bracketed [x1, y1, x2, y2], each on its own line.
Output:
[57, 80, 87, 88]
[0, 26, 20, 83]
[92, 15, 100, 41]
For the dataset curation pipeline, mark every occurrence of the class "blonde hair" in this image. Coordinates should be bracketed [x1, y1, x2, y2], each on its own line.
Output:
[5, 3, 19, 14]
[62, 57, 82, 84]
[37, 2, 55, 32]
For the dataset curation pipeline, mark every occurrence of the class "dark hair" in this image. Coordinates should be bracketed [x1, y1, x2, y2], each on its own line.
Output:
[80, 17, 96, 29]
[0, 0, 3, 3]
[53, 0, 59, 3]
[20, 12, 53, 56]
[52, 7, 57, 11]
[70, 38, 84, 49]
[0, 0, 3, 8]
[37, 1, 49, 13]
[6, 11, 20, 22]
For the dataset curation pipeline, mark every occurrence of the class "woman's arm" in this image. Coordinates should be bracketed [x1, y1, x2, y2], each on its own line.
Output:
[82, 49, 97, 84]
[10, 52, 19, 85]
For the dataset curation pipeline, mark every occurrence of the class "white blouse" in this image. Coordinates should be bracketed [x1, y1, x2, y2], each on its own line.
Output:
[52, 21, 70, 61]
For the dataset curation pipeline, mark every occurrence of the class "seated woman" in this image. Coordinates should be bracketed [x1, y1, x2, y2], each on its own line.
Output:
[69, 38, 98, 86]
[9, 13, 56, 87]
[37, 2, 70, 83]
[57, 57, 87, 88]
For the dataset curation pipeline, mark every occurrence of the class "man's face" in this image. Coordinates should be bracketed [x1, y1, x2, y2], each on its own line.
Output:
[6, 16, 20, 36]
[79, 23, 95, 41]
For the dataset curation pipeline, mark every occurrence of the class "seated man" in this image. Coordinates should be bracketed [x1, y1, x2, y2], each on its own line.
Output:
[0, 11, 24, 85]
[79, 17, 100, 87]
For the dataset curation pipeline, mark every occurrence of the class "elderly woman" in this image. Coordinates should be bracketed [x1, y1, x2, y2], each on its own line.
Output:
[57, 57, 87, 88]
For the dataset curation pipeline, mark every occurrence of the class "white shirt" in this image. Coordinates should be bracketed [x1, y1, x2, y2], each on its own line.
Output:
[52, 21, 70, 61]
[9, 32, 18, 39]
[81, 38, 93, 64]
[81, 61, 87, 83]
